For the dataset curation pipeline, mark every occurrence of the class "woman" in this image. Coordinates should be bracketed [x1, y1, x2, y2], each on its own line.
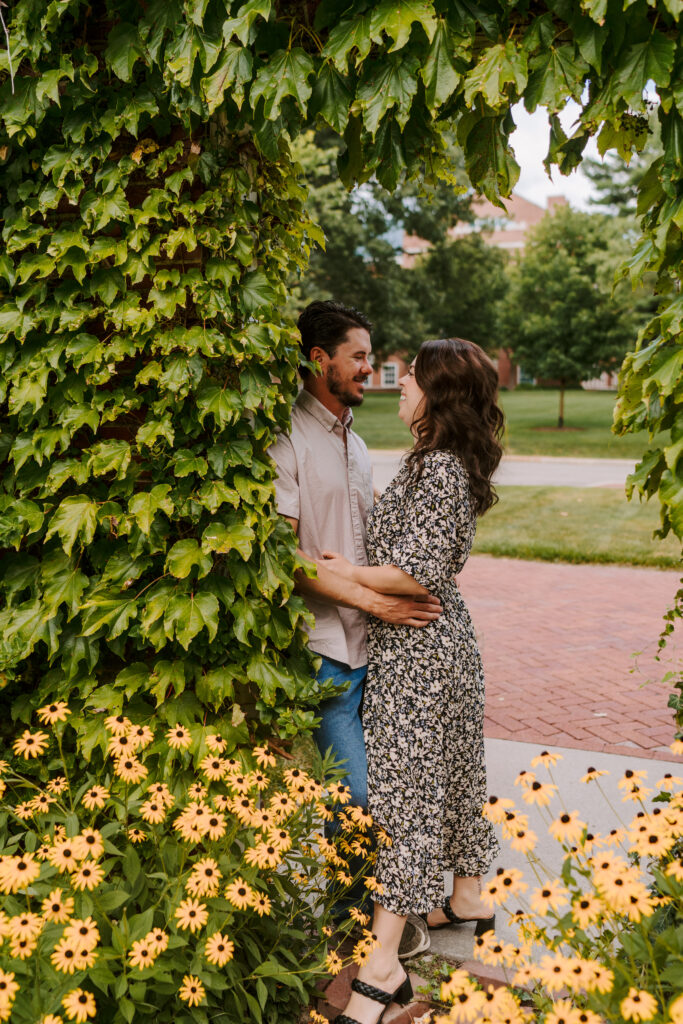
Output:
[322, 338, 504, 1024]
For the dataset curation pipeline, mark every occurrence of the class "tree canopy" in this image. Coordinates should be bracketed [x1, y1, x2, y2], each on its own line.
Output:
[503, 206, 645, 426]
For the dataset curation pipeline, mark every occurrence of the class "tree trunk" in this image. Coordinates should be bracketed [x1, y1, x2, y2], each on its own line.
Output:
[558, 382, 565, 428]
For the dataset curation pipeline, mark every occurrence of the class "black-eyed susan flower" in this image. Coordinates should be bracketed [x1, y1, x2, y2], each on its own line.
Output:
[253, 744, 277, 767]
[62, 988, 96, 1022]
[179, 975, 205, 1007]
[666, 860, 683, 882]
[228, 772, 251, 795]
[107, 732, 136, 757]
[348, 907, 370, 925]
[253, 892, 272, 916]
[146, 928, 169, 953]
[325, 951, 343, 975]
[205, 811, 227, 840]
[482, 795, 515, 824]
[128, 939, 155, 970]
[104, 714, 130, 735]
[309, 1011, 329, 1024]
[618, 768, 648, 789]
[30, 792, 55, 815]
[531, 750, 563, 768]
[64, 918, 100, 952]
[175, 898, 208, 932]
[187, 782, 208, 800]
[571, 893, 603, 928]
[37, 701, 70, 725]
[509, 827, 538, 853]
[40, 1016, 64, 1024]
[140, 799, 166, 825]
[205, 931, 235, 966]
[72, 862, 105, 891]
[474, 932, 518, 967]
[73, 829, 104, 860]
[206, 733, 227, 753]
[166, 725, 192, 750]
[514, 770, 536, 787]
[186, 857, 221, 897]
[621, 988, 659, 1022]
[81, 785, 109, 810]
[530, 880, 569, 915]
[7, 912, 42, 941]
[41, 889, 74, 924]
[9, 935, 37, 960]
[667, 995, 683, 1024]
[0, 969, 19, 1001]
[670, 739, 683, 756]
[14, 801, 34, 820]
[199, 754, 228, 781]
[146, 782, 173, 806]
[548, 811, 587, 845]
[51, 940, 92, 974]
[581, 766, 608, 783]
[0, 853, 41, 892]
[212, 793, 231, 812]
[483, 867, 527, 908]
[225, 877, 255, 910]
[585, 964, 613, 994]
[630, 823, 676, 859]
[114, 756, 147, 784]
[269, 792, 296, 818]
[521, 780, 558, 806]
[656, 773, 683, 789]
[128, 724, 153, 749]
[13, 729, 49, 758]
[545, 997, 584, 1024]
[127, 827, 147, 843]
[244, 841, 282, 870]
[537, 954, 573, 992]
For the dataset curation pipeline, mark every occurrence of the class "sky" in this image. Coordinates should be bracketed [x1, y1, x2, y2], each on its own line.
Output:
[509, 100, 601, 211]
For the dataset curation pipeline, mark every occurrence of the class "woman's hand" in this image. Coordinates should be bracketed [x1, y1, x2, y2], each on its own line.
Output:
[321, 551, 358, 582]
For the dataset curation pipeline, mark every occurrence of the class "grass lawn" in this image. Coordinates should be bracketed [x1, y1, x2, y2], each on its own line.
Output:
[472, 486, 681, 568]
[353, 389, 657, 458]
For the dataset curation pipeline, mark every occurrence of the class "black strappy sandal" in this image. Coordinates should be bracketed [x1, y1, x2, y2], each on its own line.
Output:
[420, 899, 495, 936]
[334, 973, 414, 1024]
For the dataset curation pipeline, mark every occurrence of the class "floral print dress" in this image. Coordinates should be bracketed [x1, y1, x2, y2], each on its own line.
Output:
[363, 450, 499, 916]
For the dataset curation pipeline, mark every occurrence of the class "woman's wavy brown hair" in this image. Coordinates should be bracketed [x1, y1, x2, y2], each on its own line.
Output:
[405, 338, 505, 516]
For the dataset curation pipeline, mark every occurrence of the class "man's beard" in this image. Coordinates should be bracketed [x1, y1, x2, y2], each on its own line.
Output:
[326, 364, 367, 407]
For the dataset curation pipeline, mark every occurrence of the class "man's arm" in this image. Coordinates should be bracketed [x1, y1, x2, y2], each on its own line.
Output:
[283, 516, 442, 628]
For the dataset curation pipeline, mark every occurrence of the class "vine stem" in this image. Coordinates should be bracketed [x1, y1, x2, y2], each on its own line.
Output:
[0, 2, 14, 95]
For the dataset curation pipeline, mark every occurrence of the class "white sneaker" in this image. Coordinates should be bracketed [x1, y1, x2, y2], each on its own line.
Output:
[398, 913, 430, 960]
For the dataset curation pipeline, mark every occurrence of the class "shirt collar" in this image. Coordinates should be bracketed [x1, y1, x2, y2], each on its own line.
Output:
[296, 388, 353, 432]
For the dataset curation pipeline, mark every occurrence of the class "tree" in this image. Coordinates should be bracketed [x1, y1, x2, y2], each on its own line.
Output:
[291, 130, 473, 358]
[408, 233, 508, 353]
[502, 207, 645, 427]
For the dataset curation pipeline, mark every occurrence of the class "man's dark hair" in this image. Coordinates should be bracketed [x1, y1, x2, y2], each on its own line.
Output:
[297, 300, 372, 377]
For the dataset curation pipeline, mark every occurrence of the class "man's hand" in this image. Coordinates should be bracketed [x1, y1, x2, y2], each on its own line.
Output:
[368, 592, 442, 628]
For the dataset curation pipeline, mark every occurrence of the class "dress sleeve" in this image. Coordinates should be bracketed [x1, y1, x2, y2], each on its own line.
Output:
[268, 432, 300, 520]
[388, 453, 472, 592]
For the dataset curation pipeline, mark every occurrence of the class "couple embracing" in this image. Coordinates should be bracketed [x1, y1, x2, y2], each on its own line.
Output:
[270, 300, 504, 1024]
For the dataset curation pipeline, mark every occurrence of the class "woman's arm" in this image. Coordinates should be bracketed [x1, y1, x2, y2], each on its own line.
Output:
[321, 552, 431, 596]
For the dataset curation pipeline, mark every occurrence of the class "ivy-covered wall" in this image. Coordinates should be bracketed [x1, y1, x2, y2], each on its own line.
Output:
[1, 0, 681, 745]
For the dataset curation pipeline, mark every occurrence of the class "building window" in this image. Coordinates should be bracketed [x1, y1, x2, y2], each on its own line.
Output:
[381, 363, 398, 388]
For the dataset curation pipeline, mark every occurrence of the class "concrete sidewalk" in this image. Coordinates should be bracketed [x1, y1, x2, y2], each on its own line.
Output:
[370, 451, 636, 491]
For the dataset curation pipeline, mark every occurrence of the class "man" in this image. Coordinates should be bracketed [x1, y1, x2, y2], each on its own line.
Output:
[269, 300, 441, 956]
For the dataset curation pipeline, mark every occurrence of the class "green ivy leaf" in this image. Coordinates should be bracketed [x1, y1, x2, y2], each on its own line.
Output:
[525, 46, 587, 114]
[323, 13, 373, 70]
[463, 41, 527, 110]
[420, 21, 463, 110]
[202, 518, 255, 560]
[88, 441, 131, 479]
[615, 32, 676, 110]
[309, 65, 352, 135]
[164, 592, 219, 649]
[369, 0, 437, 51]
[45, 496, 98, 556]
[201, 44, 253, 113]
[166, 539, 213, 579]
[250, 49, 315, 120]
[222, 0, 272, 46]
[357, 55, 420, 136]
[129, 485, 174, 533]
[104, 23, 146, 82]
[81, 593, 139, 638]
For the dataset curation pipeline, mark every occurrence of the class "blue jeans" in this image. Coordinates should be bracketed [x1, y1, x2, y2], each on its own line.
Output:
[313, 654, 371, 917]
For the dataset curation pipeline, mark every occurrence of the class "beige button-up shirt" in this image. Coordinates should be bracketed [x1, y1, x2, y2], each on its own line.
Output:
[269, 389, 374, 669]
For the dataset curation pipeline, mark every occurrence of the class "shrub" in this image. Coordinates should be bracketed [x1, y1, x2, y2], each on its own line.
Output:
[0, 703, 377, 1024]
[435, 746, 683, 1024]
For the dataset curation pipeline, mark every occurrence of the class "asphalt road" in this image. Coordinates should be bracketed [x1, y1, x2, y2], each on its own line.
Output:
[370, 451, 636, 492]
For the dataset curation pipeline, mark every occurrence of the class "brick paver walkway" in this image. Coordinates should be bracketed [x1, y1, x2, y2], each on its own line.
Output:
[459, 556, 682, 761]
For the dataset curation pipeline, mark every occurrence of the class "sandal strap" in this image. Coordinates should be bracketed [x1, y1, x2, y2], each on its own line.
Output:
[335, 1016, 363, 1024]
[351, 978, 393, 1004]
[442, 899, 458, 923]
